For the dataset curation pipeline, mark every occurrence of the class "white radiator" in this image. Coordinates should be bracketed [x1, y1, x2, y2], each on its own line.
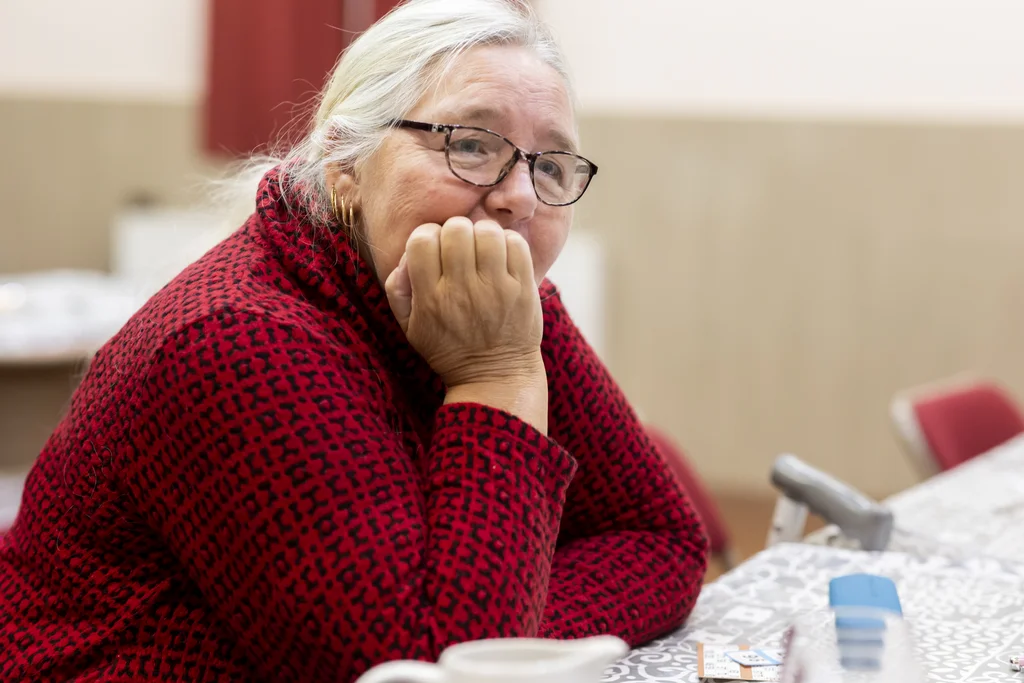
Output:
[546, 230, 606, 360]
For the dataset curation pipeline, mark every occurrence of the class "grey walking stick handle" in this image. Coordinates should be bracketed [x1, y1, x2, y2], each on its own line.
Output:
[770, 454, 894, 551]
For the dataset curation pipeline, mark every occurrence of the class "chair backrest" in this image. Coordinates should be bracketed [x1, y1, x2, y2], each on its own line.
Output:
[889, 393, 940, 478]
[891, 376, 1024, 474]
[645, 424, 731, 559]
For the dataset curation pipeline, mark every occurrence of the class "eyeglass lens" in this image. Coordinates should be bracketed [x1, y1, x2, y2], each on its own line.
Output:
[446, 127, 592, 206]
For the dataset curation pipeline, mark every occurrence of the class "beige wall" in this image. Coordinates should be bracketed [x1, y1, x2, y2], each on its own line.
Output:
[3, 98, 1024, 500]
[0, 99, 215, 274]
[576, 116, 1024, 496]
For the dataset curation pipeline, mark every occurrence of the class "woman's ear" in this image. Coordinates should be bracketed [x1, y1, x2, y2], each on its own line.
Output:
[325, 165, 360, 209]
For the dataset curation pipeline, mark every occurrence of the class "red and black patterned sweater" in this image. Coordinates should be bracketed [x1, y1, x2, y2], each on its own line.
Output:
[0, 169, 707, 682]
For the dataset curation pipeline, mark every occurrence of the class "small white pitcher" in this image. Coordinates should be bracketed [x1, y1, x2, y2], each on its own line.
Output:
[355, 635, 629, 683]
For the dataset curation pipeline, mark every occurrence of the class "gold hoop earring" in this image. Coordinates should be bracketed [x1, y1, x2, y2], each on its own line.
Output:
[339, 194, 356, 231]
[330, 186, 341, 224]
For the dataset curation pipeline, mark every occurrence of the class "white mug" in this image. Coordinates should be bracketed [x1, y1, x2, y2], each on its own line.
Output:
[355, 635, 629, 683]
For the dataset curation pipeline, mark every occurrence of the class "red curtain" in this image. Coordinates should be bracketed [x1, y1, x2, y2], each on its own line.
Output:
[204, 0, 403, 157]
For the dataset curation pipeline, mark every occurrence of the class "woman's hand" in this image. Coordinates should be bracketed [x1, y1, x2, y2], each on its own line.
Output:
[385, 216, 545, 386]
[385, 217, 548, 430]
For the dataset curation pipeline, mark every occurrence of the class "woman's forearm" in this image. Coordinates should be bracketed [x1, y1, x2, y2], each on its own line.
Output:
[538, 529, 706, 645]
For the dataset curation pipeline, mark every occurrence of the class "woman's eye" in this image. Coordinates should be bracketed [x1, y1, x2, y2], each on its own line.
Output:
[451, 139, 487, 155]
[536, 159, 564, 180]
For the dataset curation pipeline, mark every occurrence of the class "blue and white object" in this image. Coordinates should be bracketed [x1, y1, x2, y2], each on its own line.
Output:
[829, 573, 903, 671]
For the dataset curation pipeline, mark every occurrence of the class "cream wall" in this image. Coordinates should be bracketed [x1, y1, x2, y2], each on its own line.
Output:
[0, 0, 205, 101]
[536, 0, 1024, 120]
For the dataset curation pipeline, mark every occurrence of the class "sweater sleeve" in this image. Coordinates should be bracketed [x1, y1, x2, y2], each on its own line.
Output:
[536, 284, 708, 645]
[121, 310, 577, 683]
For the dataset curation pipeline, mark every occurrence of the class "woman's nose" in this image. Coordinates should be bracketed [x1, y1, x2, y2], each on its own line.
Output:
[484, 158, 538, 223]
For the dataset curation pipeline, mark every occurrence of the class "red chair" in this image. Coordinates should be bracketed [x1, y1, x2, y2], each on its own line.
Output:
[645, 424, 737, 570]
[890, 375, 1024, 477]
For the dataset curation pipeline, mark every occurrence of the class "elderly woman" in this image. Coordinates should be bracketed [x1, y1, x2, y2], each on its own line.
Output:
[0, 0, 706, 681]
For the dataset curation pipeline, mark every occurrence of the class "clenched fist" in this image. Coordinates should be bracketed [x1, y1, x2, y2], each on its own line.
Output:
[384, 216, 545, 391]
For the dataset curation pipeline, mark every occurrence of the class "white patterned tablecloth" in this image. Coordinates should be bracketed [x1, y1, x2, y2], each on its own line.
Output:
[885, 435, 1024, 562]
[604, 543, 1024, 683]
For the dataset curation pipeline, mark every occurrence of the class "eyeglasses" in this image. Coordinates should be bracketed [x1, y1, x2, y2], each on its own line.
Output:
[392, 119, 598, 207]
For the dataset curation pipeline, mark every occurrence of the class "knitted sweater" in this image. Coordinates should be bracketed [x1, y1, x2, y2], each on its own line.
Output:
[0, 169, 707, 682]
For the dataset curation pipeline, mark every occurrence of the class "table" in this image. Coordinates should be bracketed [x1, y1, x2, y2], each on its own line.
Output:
[608, 437, 1024, 682]
[810, 435, 1024, 565]
[0, 270, 137, 368]
[605, 543, 1024, 682]
[885, 435, 1024, 563]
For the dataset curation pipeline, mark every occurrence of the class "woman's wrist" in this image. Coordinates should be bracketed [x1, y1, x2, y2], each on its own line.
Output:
[444, 362, 549, 434]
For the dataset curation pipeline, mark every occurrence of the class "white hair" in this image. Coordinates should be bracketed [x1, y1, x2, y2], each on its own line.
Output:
[214, 0, 574, 232]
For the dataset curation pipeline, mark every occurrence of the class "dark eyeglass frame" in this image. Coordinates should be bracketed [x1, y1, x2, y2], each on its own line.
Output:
[392, 119, 598, 207]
